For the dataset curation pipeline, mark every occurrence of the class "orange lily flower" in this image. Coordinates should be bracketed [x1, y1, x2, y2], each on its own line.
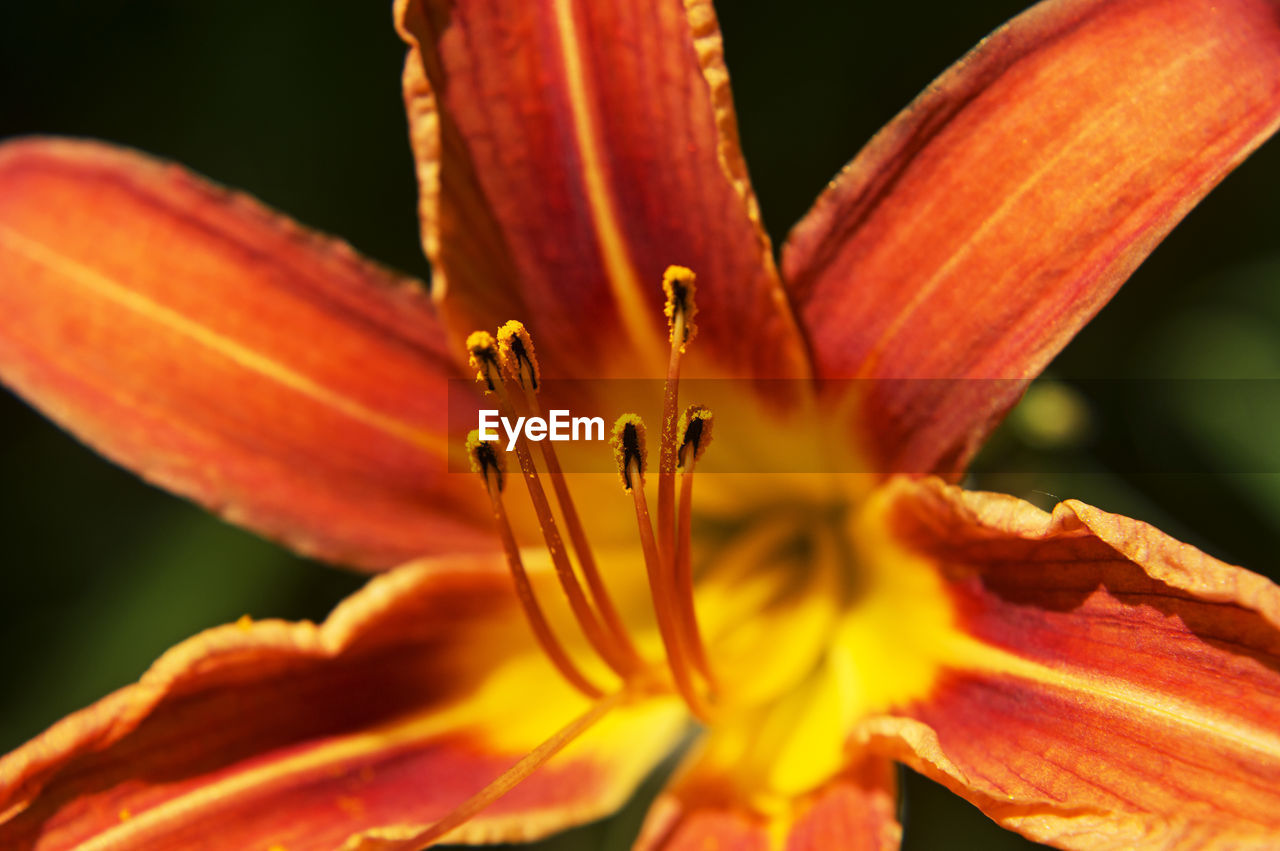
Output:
[3, 0, 1280, 848]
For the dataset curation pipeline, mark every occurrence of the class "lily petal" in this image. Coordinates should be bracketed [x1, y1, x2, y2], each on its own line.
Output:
[782, 0, 1280, 475]
[394, 0, 810, 380]
[859, 477, 1280, 848]
[0, 557, 686, 850]
[637, 752, 900, 851]
[0, 138, 491, 569]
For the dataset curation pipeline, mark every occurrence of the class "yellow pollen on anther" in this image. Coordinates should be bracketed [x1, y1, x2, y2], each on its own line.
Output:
[235, 614, 253, 631]
[610, 414, 648, 492]
[676, 405, 714, 471]
[465, 429, 505, 492]
[466, 330, 501, 391]
[496, 320, 540, 392]
[662, 265, 697, 350]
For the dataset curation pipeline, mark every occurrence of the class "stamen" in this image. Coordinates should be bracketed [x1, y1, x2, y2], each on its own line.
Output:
[467, 428, 506, 492]
[466, 330, 502, 392]
[496, 320, 540, 392]
[611, 415, 712, 721]
[674, 406, 716, 686]
[657, 266, 696, 583]
[463, 298, 722, 734]
[470, 331, 636, 680]
[466, 431, 602, 699]
[611, 414, 648, 494]
[676, 405, 713, 471]
[413, 690, 626, 847]
[662, 265, 698, 351]
[498, 321, 641, 672]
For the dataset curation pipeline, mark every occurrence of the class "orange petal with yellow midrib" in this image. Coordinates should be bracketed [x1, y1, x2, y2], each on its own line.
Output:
[0, 556, 686, 850]
[0, 138, 491, 570]
[864, 478, 1280, 849]
[394, 0, 810, 382]
[783, 0, 1280, 477]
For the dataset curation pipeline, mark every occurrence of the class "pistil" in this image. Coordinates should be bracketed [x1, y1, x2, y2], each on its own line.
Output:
[657, 266, 697, 579]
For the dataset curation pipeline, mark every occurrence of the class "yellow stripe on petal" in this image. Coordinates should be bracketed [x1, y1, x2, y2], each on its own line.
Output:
[0, 557, 688, 851]
[749, 657, 850, 807]
[660, 659, 850, 817]
[856, 476, 1280, 848]
[938, 635, 1280, 758]
[0, 226, 443, 454]
[0, 139, 488, 569]
[697, 517, 844, 710]
[551, 0, 664, 370]
[833, 484, 959, 720]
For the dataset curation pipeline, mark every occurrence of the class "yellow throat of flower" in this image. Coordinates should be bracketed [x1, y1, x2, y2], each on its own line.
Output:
[442, 266, 966, 836]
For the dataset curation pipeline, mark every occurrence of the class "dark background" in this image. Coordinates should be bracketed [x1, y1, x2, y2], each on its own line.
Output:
[3, 2, 1279, 849]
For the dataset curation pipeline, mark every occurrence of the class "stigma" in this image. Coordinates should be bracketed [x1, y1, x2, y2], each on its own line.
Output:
[461, 265, 716, 719]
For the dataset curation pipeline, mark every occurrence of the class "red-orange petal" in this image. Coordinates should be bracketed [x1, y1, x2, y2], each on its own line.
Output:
[861, 478, 1280, 848]
[0, 557, 686, 850]
[394, 0, 810, 381]
[782, 0, 1280, 476]
[0, 138, 492, 570]
[637, 753, 900, 851]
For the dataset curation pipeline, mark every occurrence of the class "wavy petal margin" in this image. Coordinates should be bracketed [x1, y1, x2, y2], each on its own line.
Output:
[0, 557, 687, 850]
[394, 0, 810, 380]
[0, 138, 492, 569]
[859, 478, 1280, 849]
[782, 0, 1280, 475]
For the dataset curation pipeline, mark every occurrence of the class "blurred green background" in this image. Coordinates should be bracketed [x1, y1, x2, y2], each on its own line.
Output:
[2, 2, 1279, 849]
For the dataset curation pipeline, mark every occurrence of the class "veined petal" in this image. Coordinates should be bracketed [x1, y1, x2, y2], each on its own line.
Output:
[857, 477, 1280, 849]
[637, 714, 899, 851]
[0, 556, 687, 850]
[782, 0, 1280, 475]
[394, 0, 810, 381]
[0, 138, 491, 569]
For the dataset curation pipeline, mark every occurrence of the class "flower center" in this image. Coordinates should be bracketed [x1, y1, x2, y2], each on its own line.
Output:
[462, 266, 719, 720]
